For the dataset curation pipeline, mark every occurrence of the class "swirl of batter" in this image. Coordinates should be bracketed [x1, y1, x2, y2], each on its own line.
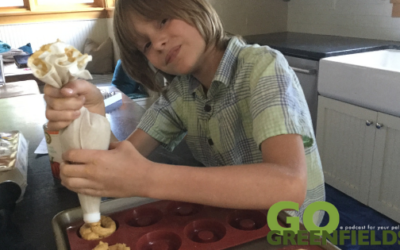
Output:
[79, 215, 117, 240]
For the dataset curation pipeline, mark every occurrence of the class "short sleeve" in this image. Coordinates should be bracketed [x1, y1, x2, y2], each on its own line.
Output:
[248, 48, 315, 149]
[137, 83, 187, 152]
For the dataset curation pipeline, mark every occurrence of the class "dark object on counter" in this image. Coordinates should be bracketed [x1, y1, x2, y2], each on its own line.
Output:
[14, 54, 31, 69]
[0, 182, 21, 231]
[0, 55, 4, 85]
[18, 43, 33, 54]
[244, 32, 400, 61]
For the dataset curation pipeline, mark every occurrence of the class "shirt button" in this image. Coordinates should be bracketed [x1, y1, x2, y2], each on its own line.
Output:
[204, 104, 212, 112]
[208, 138, 214, 146]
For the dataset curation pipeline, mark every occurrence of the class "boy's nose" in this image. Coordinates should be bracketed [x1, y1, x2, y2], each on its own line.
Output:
[152, 35, 168, 51]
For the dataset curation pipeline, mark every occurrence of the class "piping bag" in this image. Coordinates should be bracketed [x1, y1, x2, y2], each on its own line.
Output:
[27, 40, 111, 224]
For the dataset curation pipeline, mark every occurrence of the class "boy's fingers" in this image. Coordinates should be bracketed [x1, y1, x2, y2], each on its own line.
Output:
[60, 162, 88, 178]
[64, 80, 94, 97]
[46, 121, 72, 131]
[109, 142, 119, 150]
[60, 177, 100, 192]
[46, 108, 81, 121]
[44, 95, 85, 111]
[62, 149, 100, 164]
[60, 87, 75, 97]
[44, 80, 92, 98]
[43, 84, 63, 98]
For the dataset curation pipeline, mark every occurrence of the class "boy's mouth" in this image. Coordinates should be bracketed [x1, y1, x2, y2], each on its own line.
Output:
[165, 45, 181, 65]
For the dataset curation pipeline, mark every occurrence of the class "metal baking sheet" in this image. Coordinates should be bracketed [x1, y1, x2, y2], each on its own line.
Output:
[52, 197, 341, 250]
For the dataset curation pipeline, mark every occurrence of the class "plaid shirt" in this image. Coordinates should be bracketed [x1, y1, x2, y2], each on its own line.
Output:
[138, 37, 325, 225]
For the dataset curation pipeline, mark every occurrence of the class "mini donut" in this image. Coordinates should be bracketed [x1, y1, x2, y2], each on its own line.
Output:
[80, 215, 117, 240]
[92, 241, 130, 250]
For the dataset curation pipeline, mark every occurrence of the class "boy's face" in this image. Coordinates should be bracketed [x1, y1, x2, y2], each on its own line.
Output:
[131, 15, 207, 76]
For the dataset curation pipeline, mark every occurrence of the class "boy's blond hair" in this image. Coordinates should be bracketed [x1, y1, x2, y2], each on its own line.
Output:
[114, 0, 231, 93]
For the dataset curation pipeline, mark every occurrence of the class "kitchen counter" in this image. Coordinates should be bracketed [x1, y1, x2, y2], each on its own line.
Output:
[0, 90, 202, 250]
[0, 92, 341, 250]
[244, 32, 400, 61]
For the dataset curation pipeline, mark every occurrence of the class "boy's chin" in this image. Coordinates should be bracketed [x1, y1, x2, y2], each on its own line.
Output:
[165, 68, 193, 76]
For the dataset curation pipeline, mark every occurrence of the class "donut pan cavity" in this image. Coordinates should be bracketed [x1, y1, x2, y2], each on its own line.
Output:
[66, 200, 274, 250]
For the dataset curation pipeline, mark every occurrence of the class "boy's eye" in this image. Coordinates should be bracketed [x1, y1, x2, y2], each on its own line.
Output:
[144, 42, 151, 52]
[160, 18, 168, 26]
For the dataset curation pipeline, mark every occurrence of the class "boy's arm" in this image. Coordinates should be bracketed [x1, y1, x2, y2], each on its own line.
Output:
[61, 129, 305, 210]
[111, 129, 160, 158]
[145, 133, 307, 210]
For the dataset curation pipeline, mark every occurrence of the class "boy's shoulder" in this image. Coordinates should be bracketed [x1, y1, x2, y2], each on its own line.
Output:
[238, 43, 279, 62]
[237, 43, 290, 74]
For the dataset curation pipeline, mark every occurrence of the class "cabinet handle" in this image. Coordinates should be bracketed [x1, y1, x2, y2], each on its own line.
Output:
[366, 120, 373, 126]
[291, 67, 318, 75]
[376, 123, 384, 129]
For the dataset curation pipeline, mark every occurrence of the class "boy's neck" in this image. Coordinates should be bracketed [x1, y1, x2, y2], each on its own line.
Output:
[192, 45, 225, 90]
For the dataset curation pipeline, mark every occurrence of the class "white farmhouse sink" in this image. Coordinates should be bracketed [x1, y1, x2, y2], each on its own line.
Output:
[318, 49, 400, 117]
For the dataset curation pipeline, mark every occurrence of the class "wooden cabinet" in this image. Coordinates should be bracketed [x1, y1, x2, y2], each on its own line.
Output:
[316, 96, 400, 222]
[369, 112, 400, 221]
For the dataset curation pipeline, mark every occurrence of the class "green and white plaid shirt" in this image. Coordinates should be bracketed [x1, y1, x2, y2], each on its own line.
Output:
[138, 37, 325, 225]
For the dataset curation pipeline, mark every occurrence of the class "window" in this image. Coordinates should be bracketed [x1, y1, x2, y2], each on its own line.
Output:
[392, 0, 400, 17]
[0, 0, 116, 24]
[0, 0, 24, 7]
[106, 0, 115, 8]
[37, 0, 94, 4]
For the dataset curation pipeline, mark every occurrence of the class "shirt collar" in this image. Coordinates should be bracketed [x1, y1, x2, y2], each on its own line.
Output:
[188, 37, 245, 94]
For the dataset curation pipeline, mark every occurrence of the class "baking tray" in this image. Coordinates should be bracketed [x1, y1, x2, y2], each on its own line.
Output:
[52, 197, 341, 250]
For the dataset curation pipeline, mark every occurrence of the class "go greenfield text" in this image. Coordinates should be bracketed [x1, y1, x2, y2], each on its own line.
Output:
[266, 201, 400, 246]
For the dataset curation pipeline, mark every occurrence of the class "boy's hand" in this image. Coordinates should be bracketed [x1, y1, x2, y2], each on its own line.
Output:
[43, 79, 105, 131]
[60, 141, 153, 198]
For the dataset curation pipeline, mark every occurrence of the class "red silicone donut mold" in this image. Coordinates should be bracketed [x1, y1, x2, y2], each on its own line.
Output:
[126, 207, 163, 227]
[136, 230, 182, 250]
[184, 219, 226, 243]
[166, 201, 203, 216]
[65, 200, 323, 250]
[227, 210, 267, 231]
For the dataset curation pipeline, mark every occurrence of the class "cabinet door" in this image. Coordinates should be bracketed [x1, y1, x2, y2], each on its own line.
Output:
[369, 113, 400, 222]
[316, 96, 377, 204]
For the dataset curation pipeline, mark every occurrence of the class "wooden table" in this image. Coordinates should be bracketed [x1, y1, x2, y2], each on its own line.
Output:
[3, 63, 45, 93]
[3, 63, 35, 83]
[0, 80, 40, 99]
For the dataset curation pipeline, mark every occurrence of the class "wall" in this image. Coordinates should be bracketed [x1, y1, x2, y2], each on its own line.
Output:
[209, 0, 287, 36]
[3, 0, 399, 60]
[288, 0, 400, 41]
[0, 19, 109, 52]
[107, 0, 288, 61]
[0, 0, 288, 63]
